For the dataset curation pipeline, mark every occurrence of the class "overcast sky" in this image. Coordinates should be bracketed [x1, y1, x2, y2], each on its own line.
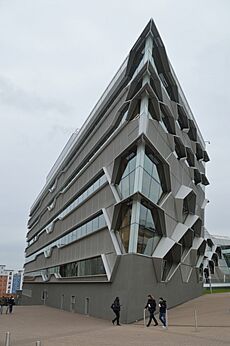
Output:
[0, 0, 229, 269]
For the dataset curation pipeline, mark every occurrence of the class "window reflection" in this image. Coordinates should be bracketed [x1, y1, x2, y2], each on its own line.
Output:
[117, 148, 137, 199]
[117, 204, 132, 253]
[137, 204, 161, 255]
[142, 149, 164, 204]
[25, 256, 106, 279]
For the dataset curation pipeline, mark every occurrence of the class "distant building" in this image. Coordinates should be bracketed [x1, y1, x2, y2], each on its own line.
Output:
[0, 265, 13, 294]
[12, 270, 24, 294]
[0, 273, 8, 296]
[0, 265, 23, 295]
[23, 19, 210, 323]
[203, 231, 230, 282]
[212, 235, 230, 269]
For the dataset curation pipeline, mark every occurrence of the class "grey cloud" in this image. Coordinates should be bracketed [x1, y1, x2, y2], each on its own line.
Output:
[0, 75, 73, 114]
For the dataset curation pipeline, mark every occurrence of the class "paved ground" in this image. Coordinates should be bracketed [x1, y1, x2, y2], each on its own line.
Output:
[0, 293, 229, 345]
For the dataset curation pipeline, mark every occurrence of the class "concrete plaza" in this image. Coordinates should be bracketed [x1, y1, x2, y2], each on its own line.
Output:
[0, 293, 229, 345]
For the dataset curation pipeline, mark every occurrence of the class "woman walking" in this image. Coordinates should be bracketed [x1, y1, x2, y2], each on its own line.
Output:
[111, 297, 121, 326]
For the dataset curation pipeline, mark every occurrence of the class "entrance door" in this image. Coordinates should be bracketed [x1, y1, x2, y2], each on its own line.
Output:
[70, 295, 76, 312]
[60, 294, 64, 310]
[84, 297, 89, 315]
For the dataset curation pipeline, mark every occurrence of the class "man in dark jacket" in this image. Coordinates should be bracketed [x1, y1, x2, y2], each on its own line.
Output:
[159, 297, 167, 328]
[8, 296, 15, 314]
[111, 297, 121, 326]
[0, 297, 4, 314]
[144, 294, 158, 327]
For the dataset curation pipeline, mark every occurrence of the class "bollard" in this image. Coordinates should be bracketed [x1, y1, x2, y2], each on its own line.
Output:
[36, 341, 41, 346]
[194, 309, 198, 332]
[143, 309, 146, 327]
[5, 332, 10, 346]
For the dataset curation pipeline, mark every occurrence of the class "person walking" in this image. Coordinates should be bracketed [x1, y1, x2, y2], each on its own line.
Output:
[8, 296, 15, 314]
[144, 294, 158, 327]
[111, 297, 121, 326]
[159, 297, 167, 328]
[0, 296, 4, 314]
[4, 296, 9, 314]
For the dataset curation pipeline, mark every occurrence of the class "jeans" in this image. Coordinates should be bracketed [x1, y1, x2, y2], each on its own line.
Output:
[112, 311, 120, 325]
[159, 312, 166, 326]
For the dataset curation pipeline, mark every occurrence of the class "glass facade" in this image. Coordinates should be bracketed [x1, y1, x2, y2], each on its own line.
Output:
[27, 174, 107, 246]
[60, 257, 105, 277]
[117, 205, 132, 253]
[142, 149, 164, 203]
[25, 256, 105, 280]
[137, 204, 161, 255]
[25, 213, 106, 263]
[116, 146, 165, 255]
[117, 149, 136, 199]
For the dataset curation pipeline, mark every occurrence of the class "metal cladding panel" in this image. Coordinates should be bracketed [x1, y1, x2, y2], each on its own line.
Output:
[28, 90, 128, 227]
[57, 93, 128, 184]
[25, 228, 114, 272]
[195, 187, 205, 208]
[164, 213, 178, 238]
[177, 128, 191, 148]
[147, 119, 172, 159]
[26, 185, 115, 256]
[168, 157, 184, 188]
[160, 194, 176, 220]
[180, 263, 193, 283]
[27, 120, 139, 241]
[196, 160, 205, 174]
[171, 223, 189, 243]
[152, 237, 175, 258]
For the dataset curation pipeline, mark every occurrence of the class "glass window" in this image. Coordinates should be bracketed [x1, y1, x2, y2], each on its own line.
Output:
[117, 205, 132, 253]
[98, 214, 106, 229]
[25, 213, 106, 263]
[142, 171, 151, 197]
[86, 220, 93, 234]
[81, 224, 87, 237]
[94, 179, 100, 191]
[88, 185, 94, 196]
[137, 204, 161, 256]
[93, 217, 99, 231]
[58, 256, 106, 278]
[117, 148, 137, 199]
[144, 155, 153, 176]
[29, 174, 107, 249]
[142, 149, 164, 204]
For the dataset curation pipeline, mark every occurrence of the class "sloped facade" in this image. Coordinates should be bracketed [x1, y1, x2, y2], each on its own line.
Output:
[23, 19, 209, 323]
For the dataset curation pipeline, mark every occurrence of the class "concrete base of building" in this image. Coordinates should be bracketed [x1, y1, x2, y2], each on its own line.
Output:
[22, 254, 203, 323]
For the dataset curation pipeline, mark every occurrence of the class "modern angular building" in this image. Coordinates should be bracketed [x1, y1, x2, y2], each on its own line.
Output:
[0, 265, 14, 295]
[12, 270, 24, 294]
[203, 231, 230, 283]
[23, 19, 210, 323]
